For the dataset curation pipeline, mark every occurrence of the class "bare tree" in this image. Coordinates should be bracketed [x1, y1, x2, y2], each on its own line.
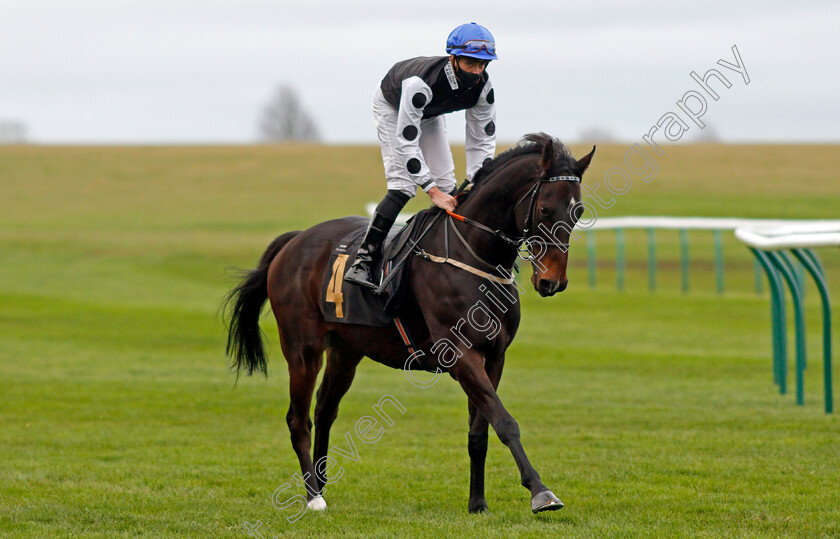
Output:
[690, 124, 722, 143]
[0, 120, 28, 144]
[259, 85, 321, 142]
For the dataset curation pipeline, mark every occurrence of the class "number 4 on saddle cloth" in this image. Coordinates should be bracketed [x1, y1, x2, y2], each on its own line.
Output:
[320, 210, 435, 327]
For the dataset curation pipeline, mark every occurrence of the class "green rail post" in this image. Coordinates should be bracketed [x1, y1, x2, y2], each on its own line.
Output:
[784, 256, 806, 301]
[792, 249, 834, 414]
[768, 251, 806, 406]
[795, 259, 806, 299]
[714, 229, 724, 294]
[680, 229, 689, 293]
[647, 228, 656, 291]
[803, 249, 827, 279]
[778, 252, 807, 368]
[752, 249, 788, 394]
[587, 229, 596, 289]
[616, 229, 625, 291]
[754, 258, 764, 294]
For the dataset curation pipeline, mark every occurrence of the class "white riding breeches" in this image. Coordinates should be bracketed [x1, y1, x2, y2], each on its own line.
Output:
[372, 87, 457, 198]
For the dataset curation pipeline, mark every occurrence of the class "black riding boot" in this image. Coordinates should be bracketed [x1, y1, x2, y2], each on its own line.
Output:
[344, 212, 394, 289]
[344, 190, 410, 290]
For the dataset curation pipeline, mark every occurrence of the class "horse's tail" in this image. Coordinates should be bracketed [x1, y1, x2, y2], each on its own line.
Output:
[224, 231, 301, 378]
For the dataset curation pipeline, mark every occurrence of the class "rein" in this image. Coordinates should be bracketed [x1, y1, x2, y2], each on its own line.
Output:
[375, 173, 581, 291]
[416, 173, 581, 285]
[446, 174, 581, 259]
[416, 215, 516, 284]
[445, 211, 521, 247]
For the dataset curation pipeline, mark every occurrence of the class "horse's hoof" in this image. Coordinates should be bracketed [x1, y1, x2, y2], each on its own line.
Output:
[307, 496, 327, 511]
[469, 502, 489, 514]
[531, 490, 564, 513]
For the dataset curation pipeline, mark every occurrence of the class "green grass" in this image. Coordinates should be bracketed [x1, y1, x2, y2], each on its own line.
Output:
[1, 143, 839, 538]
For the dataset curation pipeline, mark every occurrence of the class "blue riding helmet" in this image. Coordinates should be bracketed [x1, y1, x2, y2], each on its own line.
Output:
[446, 22, 498, 61]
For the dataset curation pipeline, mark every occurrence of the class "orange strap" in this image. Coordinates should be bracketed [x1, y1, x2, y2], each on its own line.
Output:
[446, 210, 466, 222]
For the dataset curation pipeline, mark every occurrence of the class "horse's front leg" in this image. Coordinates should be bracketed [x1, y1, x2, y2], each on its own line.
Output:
[453, 352, 563, 513]
[467, 353, 505, 513]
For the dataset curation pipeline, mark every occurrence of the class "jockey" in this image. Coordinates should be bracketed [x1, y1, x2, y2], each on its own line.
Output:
[344, 22, 498, 289]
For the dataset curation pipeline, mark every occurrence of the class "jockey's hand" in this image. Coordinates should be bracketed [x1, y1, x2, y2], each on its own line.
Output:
[428, 186, 458, 212]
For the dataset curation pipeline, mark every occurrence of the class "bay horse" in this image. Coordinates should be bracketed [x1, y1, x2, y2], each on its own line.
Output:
[225, 133, 595, 514]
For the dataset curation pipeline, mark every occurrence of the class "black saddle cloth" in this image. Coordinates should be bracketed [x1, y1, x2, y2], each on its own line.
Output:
[319, 210, 435, 327]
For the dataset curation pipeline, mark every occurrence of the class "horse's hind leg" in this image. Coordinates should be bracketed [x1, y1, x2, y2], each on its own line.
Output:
[467, 401, 490, 513]
[313, 334, 363, 493]
[281, 337, 325, 510]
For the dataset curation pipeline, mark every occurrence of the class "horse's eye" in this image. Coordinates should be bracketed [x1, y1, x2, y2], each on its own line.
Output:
[571, 204, 584, 221]
[539, 206, 552, 216]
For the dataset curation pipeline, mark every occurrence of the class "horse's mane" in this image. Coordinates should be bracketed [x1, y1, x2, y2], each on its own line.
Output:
[469, 133, 573, 189]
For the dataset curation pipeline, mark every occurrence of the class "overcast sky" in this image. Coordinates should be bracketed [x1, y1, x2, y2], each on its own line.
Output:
[1, 0, 838, 144]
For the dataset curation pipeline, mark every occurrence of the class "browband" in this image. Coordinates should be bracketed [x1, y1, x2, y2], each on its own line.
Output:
[545, 175, 580, 183]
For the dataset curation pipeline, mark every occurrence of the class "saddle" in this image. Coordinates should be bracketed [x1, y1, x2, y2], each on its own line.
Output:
[319, 210, 435, 327]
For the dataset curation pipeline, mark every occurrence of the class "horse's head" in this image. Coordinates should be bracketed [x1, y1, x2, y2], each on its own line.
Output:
[522, 138, 595, 296]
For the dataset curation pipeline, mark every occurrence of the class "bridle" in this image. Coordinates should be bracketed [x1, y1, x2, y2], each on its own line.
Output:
[400, 172, 581, 291]
[447, 173, 581, 261]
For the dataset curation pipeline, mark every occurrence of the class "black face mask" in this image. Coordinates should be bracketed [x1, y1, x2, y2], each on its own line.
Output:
[454, 60, 482, 89]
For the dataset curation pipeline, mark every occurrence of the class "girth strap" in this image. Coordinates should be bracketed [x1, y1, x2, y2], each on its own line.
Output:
[393, 317, 419, 355]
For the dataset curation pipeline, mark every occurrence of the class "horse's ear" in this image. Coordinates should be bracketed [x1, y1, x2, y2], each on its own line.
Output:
[576, 145, 596, 174]
[539, 141, 555, 171]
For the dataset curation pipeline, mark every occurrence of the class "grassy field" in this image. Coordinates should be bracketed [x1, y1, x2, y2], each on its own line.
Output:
[1, 142, 839, 538]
